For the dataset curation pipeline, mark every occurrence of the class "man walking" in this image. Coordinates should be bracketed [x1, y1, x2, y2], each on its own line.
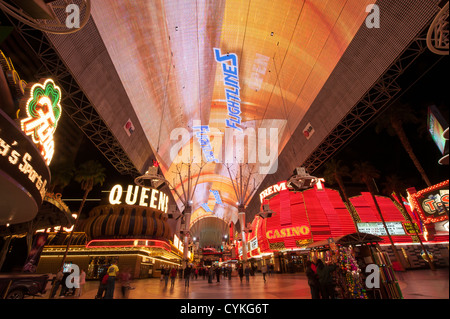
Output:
[261, 264, 268, 283]
[50, 268, 64, 298]
[104, 259, 119, 299]
[184, 265, 192, 288]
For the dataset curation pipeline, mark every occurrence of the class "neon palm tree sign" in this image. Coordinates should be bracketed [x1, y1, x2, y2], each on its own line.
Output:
[20, 78, 62, 166]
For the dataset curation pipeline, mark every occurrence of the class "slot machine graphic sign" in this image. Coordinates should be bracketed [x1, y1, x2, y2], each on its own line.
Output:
[409, 180, 449, 224]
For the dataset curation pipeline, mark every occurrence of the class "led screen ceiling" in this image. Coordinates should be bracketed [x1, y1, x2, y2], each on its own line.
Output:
[90, 0, 374, 226]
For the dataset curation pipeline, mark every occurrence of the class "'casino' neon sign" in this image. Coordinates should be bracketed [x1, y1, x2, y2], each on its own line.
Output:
[214, 48, 242, 131]
[266, 225, 310, 239]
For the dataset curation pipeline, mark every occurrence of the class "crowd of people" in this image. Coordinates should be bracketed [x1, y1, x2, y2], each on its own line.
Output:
[49, 259, 133, 299]
[305, 259, 338, 299]
[49, 261, 275, 299]
[160, 263, 268, 287]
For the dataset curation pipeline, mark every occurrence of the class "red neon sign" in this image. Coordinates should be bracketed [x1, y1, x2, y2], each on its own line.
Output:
[409, 180, 449, 224]
[85, 238, 172, 252]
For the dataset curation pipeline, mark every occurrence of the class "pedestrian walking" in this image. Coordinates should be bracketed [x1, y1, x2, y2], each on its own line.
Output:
[261, 264, 268, 283]
[163, 267, 170, 287]
[75, 269, 86, 298]
[95, 267, 108, 299]
[208, 267, 213, 283]
[104, 260, 119, 299]
[119, 268, 132, 299]
[268, 264, 274, 276]
[316, 259, 337, 299]
[58, 270, 70, 297]
[170, 267, 177, 288]
[50, 268, 64, 298]
[215, 266, 221, 283]
[184, 265, 192, 288]
[244, 265, 251, 283]
[306, 261, 320, 299]
[238, 265, 244, 283]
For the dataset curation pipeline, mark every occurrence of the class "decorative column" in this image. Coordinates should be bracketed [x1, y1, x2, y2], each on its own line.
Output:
[225, 163, 257, 264]
[238, 207, 248, 262]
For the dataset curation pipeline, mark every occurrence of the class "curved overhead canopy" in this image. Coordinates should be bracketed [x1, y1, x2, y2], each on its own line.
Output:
[87, 0, 374, 225]
[40, 0, 441, 230]
[189, 216, 229, 248]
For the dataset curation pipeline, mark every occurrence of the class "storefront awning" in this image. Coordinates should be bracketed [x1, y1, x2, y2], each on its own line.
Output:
[307, 232, 383, 249]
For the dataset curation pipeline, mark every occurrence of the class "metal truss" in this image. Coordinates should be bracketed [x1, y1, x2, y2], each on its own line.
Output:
[5, 18, 140, 177]
[302, 21, 433, 174]
[426, 1, 449, 55]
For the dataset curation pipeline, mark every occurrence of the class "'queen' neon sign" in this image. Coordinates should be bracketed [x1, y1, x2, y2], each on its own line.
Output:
[20, 79, 62, 166]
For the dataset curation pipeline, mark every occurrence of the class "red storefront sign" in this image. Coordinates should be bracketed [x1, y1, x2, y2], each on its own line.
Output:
[408, 180, 449, 225]
[350, 193, 423, 243]
[247, 183, 357, 255]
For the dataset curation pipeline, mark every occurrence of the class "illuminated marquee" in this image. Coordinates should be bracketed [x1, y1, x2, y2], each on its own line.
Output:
[109, 184, 169, 213]
[214, 48, 242, 131]
[259, 181, 289, 202]
[409, 180, 449, 224]
[260, 179, 326, 203]
[357, 222, 406, 236]
[20, 79, 62, 165]
[266, 225, 310, 239]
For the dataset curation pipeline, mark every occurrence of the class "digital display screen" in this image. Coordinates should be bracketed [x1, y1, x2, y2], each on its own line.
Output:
[428, 105, 448, 155]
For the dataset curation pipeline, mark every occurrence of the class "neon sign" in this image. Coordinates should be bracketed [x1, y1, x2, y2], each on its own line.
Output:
[108, 184, 169, 213]
[0, 135, 48, 201]
[266, 225, 310, 239]
[409, 180, 449, 224]
[259, 181, 289, 202]
[213, 48, 242, 131]
[20, 79, 62, 165]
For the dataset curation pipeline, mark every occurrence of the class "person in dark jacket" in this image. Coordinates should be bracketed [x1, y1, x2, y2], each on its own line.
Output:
[215, 266, 221, 282]
[184, 265, 192, 288]
[238, 265, 244, 283]
[306, 261, 320, 299]
[95, 267, 108, 299]
[316, 259, 337, 299]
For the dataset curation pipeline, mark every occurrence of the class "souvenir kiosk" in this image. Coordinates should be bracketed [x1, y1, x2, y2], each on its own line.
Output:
[308, 232, 403, 299]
